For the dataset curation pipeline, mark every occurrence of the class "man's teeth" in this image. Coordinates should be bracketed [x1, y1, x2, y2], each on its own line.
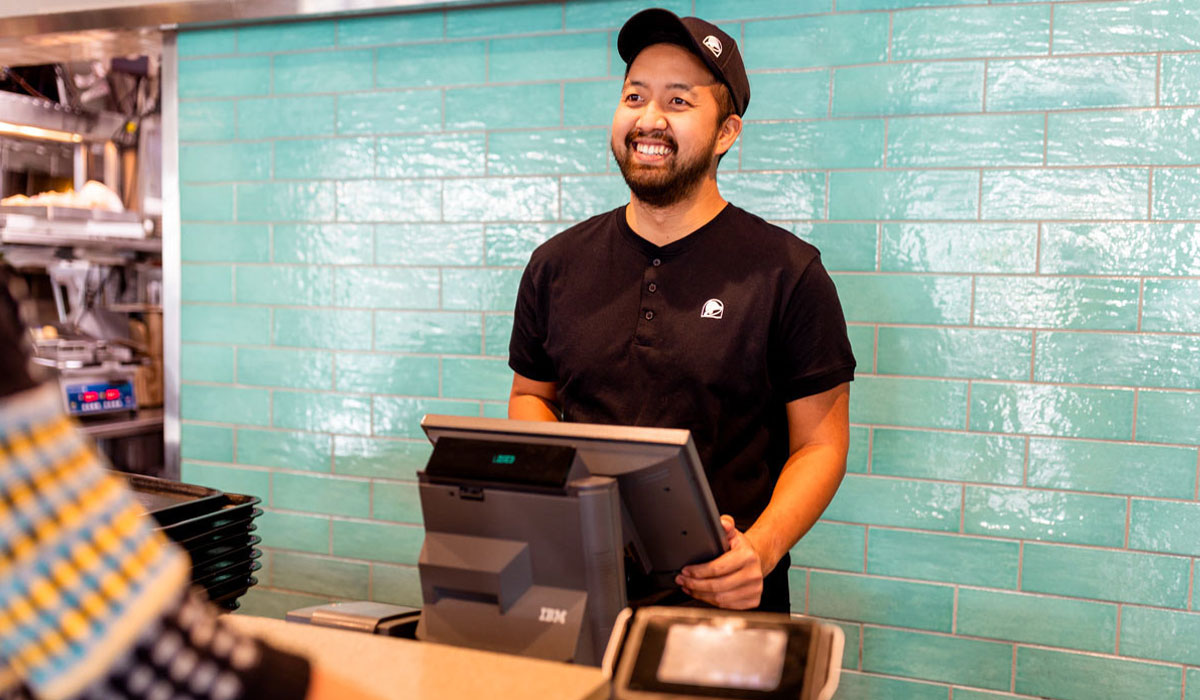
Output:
[636, 143, 671, 156]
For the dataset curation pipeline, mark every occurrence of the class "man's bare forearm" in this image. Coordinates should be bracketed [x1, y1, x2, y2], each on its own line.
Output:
[745, 442, 847, 575]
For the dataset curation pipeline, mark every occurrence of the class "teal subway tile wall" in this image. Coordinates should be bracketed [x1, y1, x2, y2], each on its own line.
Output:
[175, 1, 1200, 697]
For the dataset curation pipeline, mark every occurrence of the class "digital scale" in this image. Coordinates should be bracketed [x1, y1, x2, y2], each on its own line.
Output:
[33, 338, 138, 417]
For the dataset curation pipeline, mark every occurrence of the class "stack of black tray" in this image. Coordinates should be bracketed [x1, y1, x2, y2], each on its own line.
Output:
[122, 473, 262, 611]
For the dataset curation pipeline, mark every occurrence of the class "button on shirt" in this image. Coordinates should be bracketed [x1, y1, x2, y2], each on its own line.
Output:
[509, 204, 856, 528]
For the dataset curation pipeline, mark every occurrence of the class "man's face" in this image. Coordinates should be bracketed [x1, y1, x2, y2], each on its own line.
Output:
[611, 42, 732, 207]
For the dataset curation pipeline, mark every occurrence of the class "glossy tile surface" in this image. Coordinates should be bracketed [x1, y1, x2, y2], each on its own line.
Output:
[443, 177, 558, 223]
[969, 382, 1135, 440]
[181, 305, 270, 345]
[275, 137, 374, 180]
[871, 428, 1024, 485]
[372, 481, 422, 525]
[180, 142, 271, 183]
[1143, 279, 1200, 333]
[1120, 606, 1200, 665]
[235, 266, 332, 306]
[743, 13, 888, 70]
[1136, 390, 1200, 446]
[181, 384, 270, 426]
[835, 274, 972, 325]
[849, 375, 968, 429]
[256, 511, 329, 554]
[793, 223, 877, 272]
[832, 62, 984, 116]
[880, 223, 1036, 273]
[333, 267, 439, 310]
[441, 358, 510, 401]
[808, 571, 954, 632]
[743, 72, 830, 121]
[1163, 53, 1200, 105]
[238, 20, 335, 52]
[336, 90, 443, 135]
[181, 344, 233, 383]
[987, 56, 1157, 111]
[371, 564, 422, 606]
[336, 12, 442, 47]
[973, 276, 1140, 330]
[273, 472, 369, 517]
[956, 588, 1117, 653]
[1040, 223, 1200, 276]
[334, 436, 431, 481]
[862, 627, 1012, 690]
[823, 474, 963, 532]
[1021, 543, 1190, 608]
[1049, 109, 1200, 166]
[273, 391, 372, 435]
[274, 308, 372, 351]
[1053, 0, 1200, 54]
[963, 486, 1127, 547]
[789, 521, 865, 572]
[236, 428, 331, 471]
[335, 180, 441, 223]
[1015, 647, 1182, 700]
[1129, 500, 1200, 557]
[1027, 437, 1197, 499]
[488, 129, 610, 176]
[372, 397, 479, 438]
[181, 463, 269, 499]
[373, 311, 483, 354]
[867, 529, 1018, 588]
[236, 97, 335, 140]
[720, 172, 825, 220]
[982, 168, 1148, 220]
[180, 424, 233, 463]
[377, 134, 485, 178]
[181, 265, 232, 303]
[742, 120, 884, 170]
[1036, 332, 1200, 389]
[270, 552, 367, 599]
[1154, 169, 1200, 219]
[830, 170, 978, 220]
[832, 673, 949, 700]
[887, 113, 1044, 167]
[182, 223, 270, 262]
[334, 353, 438, 396]
[236, 347, 333, 390]
[274, 224, 373, 265]
[236, 181, 335, 222]
[892, 5, 1049, 59]
[376, 41, 485, 87]
[273, 50, 373, 94]
[332, 520, 424, 565]
[484, 223, 559, 266]
[489, 33, 607, 82]
[877, 326, 1032, 380]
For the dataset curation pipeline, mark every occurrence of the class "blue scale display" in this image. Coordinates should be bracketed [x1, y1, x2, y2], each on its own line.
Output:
[65, 382, 136, 415]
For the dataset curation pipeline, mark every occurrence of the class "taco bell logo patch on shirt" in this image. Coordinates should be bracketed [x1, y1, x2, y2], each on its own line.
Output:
[702, 35, 723, 58]
[701, 299, 724, 319]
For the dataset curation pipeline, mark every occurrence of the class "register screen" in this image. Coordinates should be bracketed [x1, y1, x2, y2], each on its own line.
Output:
[656, 621, 788, 691]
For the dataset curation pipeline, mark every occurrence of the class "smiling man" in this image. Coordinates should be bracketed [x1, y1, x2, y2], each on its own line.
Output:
[507, 8, 856, 613]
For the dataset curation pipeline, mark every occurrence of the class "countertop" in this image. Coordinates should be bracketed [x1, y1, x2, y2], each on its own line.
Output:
[223, 615, 609, 700]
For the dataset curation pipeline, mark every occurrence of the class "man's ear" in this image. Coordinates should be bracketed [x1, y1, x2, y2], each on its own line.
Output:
[715, 114, 743, 157]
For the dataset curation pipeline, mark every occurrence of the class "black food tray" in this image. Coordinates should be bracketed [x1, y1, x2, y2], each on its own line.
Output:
[194, 559, 261, 592]
[192, 544, 262, 581]
[190, 535, 261, 570]
[158, 496, 262, 542]
[124, 473, 227, 526]
[204, 571, 259, 602]
[174, 518, 258, 551]
[177, 519, 258, 558]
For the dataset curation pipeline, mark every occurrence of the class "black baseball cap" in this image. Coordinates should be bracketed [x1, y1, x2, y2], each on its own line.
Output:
[617, 8, 750, 116]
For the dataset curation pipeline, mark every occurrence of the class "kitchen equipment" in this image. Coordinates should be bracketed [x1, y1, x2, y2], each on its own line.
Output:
[121, 473, 263, 610]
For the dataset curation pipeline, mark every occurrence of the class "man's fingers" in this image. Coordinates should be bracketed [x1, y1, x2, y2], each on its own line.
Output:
[681, 547, 755, 579]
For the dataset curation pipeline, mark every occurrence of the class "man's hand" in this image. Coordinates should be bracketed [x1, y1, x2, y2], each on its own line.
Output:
[675, 515, 769, 610]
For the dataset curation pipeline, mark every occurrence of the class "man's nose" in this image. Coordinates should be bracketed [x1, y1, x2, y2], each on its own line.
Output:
[636, 101, 668, 131]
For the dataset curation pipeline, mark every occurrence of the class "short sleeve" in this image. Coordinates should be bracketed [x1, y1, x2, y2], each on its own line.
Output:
[775, 256, 856, 401]
[508, 262, 557, 382]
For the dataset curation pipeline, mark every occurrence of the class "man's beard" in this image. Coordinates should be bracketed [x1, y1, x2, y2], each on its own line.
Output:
[613, 129, 717, 208]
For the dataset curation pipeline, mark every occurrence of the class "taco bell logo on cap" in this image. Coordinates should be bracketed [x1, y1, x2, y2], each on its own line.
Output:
[702, 35, 722, 57]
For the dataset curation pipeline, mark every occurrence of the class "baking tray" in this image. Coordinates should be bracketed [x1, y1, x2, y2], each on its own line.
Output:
[204, 571, 259, 603]
[124, 473, 227, 527]
[194, 550, 262, 588]
[174, 520, 258, 552]
[0, 205, 141, 222]
[158, 496, 262, 542]
[190, 535, 261, 570]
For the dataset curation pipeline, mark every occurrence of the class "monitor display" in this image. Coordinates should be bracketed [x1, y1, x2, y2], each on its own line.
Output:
[420, 414, 728, 584]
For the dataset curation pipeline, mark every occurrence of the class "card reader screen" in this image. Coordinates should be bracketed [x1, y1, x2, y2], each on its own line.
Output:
[657, 622, 787, 691]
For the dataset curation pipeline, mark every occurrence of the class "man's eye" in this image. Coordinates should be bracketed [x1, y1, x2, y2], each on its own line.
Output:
[671, 97, 690, 106]
[624, 94, 642, 103]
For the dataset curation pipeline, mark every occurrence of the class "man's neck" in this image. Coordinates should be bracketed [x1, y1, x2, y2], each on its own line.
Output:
[625, 178, 728, 248]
